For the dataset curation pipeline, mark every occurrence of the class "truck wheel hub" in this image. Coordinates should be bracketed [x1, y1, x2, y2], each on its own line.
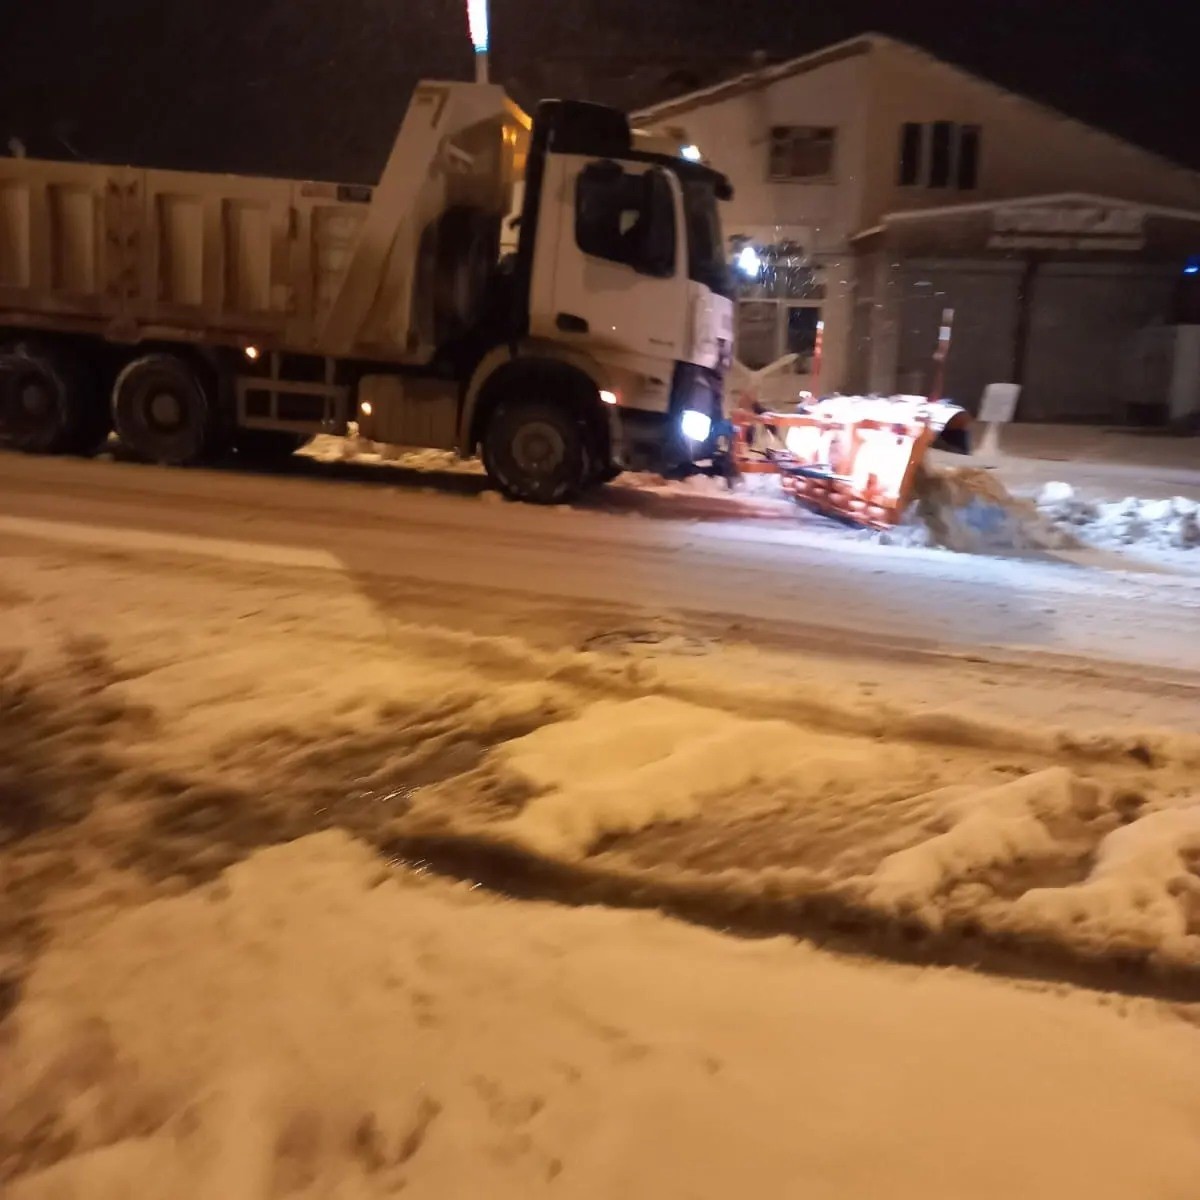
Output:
[18, 380, 52, 418]
[513, 422, 564, 475]
[148, 391, 183, 429]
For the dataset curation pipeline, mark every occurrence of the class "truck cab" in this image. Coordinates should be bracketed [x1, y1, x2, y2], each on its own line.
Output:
[428, 96, 735, 502]
[499, 100, 735, 490]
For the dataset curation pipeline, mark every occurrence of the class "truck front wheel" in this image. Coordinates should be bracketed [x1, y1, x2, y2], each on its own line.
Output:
[0, 339, 107, 455]
[482, 398, 587, 504]
[112, 354, 217, 466]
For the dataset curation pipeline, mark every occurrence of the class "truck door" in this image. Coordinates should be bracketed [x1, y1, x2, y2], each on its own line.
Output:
[530, 155, 689, 374]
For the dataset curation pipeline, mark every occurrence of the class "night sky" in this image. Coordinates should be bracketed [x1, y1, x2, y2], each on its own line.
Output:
[3, 0, 1198, 182]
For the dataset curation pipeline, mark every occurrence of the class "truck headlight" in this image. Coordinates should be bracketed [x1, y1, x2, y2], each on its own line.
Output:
[680, 409, 712, 443]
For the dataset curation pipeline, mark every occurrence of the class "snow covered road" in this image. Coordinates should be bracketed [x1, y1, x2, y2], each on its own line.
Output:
[3, 446, 1199, 975]
[3, 446, 1200, 1197]
[3, 448, 1200, 673]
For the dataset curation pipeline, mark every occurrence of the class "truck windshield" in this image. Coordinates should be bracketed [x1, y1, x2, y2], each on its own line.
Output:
[682, 179, 733, 299]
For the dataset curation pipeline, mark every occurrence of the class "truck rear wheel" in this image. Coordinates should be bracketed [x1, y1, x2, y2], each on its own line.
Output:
[0, 339, 108, 455]
[482, 398, 587, 504]
[112, 354, 217, 466]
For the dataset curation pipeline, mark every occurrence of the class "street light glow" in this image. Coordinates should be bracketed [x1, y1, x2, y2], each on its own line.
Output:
[468, 0, 489, 52]
[736, 245, 762, 276]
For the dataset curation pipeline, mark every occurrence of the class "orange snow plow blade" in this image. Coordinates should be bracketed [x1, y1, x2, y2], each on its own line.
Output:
[729, 396, 973, 529]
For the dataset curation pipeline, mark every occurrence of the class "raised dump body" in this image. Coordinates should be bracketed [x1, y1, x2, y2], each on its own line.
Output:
[0, 84, 525, 364]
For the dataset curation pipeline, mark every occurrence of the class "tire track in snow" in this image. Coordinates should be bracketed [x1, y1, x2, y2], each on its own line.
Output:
[379, 828, 1200, 1006]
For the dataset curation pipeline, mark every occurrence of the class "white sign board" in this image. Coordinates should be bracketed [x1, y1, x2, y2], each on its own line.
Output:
[979, 382, 1021, 424]
[976, 383, 1021, 459]
[987, 204, 1145, 252]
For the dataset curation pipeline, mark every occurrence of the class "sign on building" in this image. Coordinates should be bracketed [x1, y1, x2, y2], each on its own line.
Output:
[988, 204, 1145, 252]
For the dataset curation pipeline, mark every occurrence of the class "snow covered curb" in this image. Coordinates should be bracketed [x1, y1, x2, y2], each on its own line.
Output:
[1035, 482, 1200, 551]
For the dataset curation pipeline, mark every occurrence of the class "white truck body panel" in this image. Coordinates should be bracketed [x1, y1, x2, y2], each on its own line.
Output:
[0, 83, 527, 365]
[529, 154, 691, 412]
[686, 284, 734, 375]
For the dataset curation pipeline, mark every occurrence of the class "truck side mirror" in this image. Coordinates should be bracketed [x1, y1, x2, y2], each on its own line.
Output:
[636, 169, 676, 279]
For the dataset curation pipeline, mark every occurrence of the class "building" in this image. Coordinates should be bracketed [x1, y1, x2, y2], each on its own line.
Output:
[635, 34, 1200, 423]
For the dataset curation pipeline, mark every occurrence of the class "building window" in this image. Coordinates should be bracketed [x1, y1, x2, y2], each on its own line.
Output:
[731, 239, 826, 374]
[785, 306, 822, 370]
[957, 125, 980, 190]
[897, 122, 923, 186]
[736, 240, 826, 301]
[897, 122, 982, 190]
[735, 300, 824, 373]
[768, 126, 836, 182]
[736, 301, 781, 370]
[929, 122, 953, 188]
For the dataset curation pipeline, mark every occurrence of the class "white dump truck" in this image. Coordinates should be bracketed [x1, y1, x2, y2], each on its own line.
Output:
[0, 82, 734, 501]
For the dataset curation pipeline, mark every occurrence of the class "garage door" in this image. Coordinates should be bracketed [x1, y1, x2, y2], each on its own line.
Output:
[1021, 263, 1175, 422]
[896, 262, 1022, 412]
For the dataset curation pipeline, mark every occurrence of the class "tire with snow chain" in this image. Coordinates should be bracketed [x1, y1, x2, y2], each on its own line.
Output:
[0, 339, 108, 455]
[112, 353, 218, 465]
[482, 398, 588, 504]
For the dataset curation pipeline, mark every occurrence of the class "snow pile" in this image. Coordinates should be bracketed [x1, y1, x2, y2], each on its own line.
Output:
[610, 471, 735, 497]
[865, 768, 1096, 913]
[1034, 483, 1200, 550]
[302, 434, 484, 475]
[855, 767, 1200, 968]
[494, 695, 920, 860]
[6, 831, 1200, 1200]
[1011, 804, 1200, 960]
[872, 469, 1200, 559]
[879, 467, 1074, 554]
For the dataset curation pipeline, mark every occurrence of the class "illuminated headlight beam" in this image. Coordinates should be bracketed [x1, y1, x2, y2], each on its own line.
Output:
[681, 409, 712, 443]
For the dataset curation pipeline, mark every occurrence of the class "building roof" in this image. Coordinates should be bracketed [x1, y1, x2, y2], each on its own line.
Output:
[633, 33, 1200, 184]
[633, 33, 876, 124]
[875, 192, 1200, 228]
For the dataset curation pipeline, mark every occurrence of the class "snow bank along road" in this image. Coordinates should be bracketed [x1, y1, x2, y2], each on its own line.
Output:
[2, 448, 1200, 1197]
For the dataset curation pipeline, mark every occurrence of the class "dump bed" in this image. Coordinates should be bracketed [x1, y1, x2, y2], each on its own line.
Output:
[0, 83, 527, 364]
[0, 155, 370, 343]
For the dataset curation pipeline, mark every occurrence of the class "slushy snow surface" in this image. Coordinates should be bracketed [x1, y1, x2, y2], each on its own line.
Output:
[5, 440, 1200, 1197]
[6, 831, 1200, 1200]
